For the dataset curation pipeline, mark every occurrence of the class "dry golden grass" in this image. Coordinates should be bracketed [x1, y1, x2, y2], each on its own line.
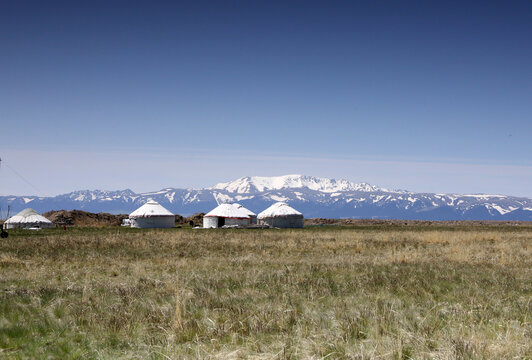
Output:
[0, 225, 531, 359]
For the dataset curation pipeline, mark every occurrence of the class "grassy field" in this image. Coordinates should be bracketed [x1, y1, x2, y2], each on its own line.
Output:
[0, 225, 530, 359]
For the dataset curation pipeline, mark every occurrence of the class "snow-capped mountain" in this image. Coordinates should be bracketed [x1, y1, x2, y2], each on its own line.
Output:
[1, 175, 531, 220]
[209, 175, 384, 193]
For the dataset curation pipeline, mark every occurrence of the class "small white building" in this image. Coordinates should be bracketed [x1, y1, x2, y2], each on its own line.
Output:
[232, 203, 257, 224]
[129, 200, 174, 228]
[4, 208, 53, 229]
[257, 202, 304, 228]
[203, 203, 252, 228]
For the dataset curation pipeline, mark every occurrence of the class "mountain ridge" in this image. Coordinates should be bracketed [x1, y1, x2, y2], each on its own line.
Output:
[208, 175, 387, 193]
[1, 175, 531, 221]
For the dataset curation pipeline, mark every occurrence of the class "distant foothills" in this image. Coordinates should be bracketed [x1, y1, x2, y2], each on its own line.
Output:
[1, 175, 531, 221]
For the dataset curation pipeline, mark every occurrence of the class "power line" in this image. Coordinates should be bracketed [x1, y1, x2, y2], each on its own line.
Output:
[0, 157, 46, 196]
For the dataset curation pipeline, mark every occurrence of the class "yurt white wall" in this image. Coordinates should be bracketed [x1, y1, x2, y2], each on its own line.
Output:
[5, 221, 54, 230]
[259, 215, 303, 228]
[225, 217, 251, 226]
[130, 216, 175, 229]
[203, 216, 251, 228]
[203, 216, 218, 228]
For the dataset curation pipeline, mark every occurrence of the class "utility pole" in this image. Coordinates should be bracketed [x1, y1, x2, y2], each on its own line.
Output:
[0, 157, 9, 238]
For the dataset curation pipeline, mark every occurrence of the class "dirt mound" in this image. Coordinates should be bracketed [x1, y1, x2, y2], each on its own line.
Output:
[187, 213, 205, 227]
[42, 210, 205, 227]
[175, 213, 205, 227]
[44, 210, 128, 227]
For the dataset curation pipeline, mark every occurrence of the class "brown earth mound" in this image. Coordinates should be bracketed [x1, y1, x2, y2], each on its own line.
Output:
[42, 210, 206, 227]
[43, 210, 128, 227]
[176, 213, 205, 227]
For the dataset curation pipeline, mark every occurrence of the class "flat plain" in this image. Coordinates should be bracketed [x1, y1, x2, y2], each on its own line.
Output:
[0, 224, 531, 359]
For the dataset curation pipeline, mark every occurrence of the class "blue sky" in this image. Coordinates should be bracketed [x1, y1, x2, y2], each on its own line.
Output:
[1, 1, 531, 197]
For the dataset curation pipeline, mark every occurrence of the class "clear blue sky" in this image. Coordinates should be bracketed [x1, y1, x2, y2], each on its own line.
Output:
[1, 1, 531, 197]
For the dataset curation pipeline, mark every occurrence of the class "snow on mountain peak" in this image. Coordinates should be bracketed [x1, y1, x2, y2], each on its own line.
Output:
[208, 175, 384, 193]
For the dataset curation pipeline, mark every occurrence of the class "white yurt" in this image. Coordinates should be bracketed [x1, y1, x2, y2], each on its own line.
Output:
[129, 200, 174, 228]
[4, 208, 53, 229]
[232, 203, 257, 224]
[203, 203, 252, 228]
[257, 202, 304, 228]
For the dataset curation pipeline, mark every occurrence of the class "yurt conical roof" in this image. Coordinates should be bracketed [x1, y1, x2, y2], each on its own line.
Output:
[232, 203, 256, 216]
[5, 208, 52, 225]
[129, 200, 174, 218]
[205, 203, 251, 218]
[258, 202, 302, 218]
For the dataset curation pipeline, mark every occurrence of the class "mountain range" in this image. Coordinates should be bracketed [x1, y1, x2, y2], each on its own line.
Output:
[1, 175, 531, 221]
